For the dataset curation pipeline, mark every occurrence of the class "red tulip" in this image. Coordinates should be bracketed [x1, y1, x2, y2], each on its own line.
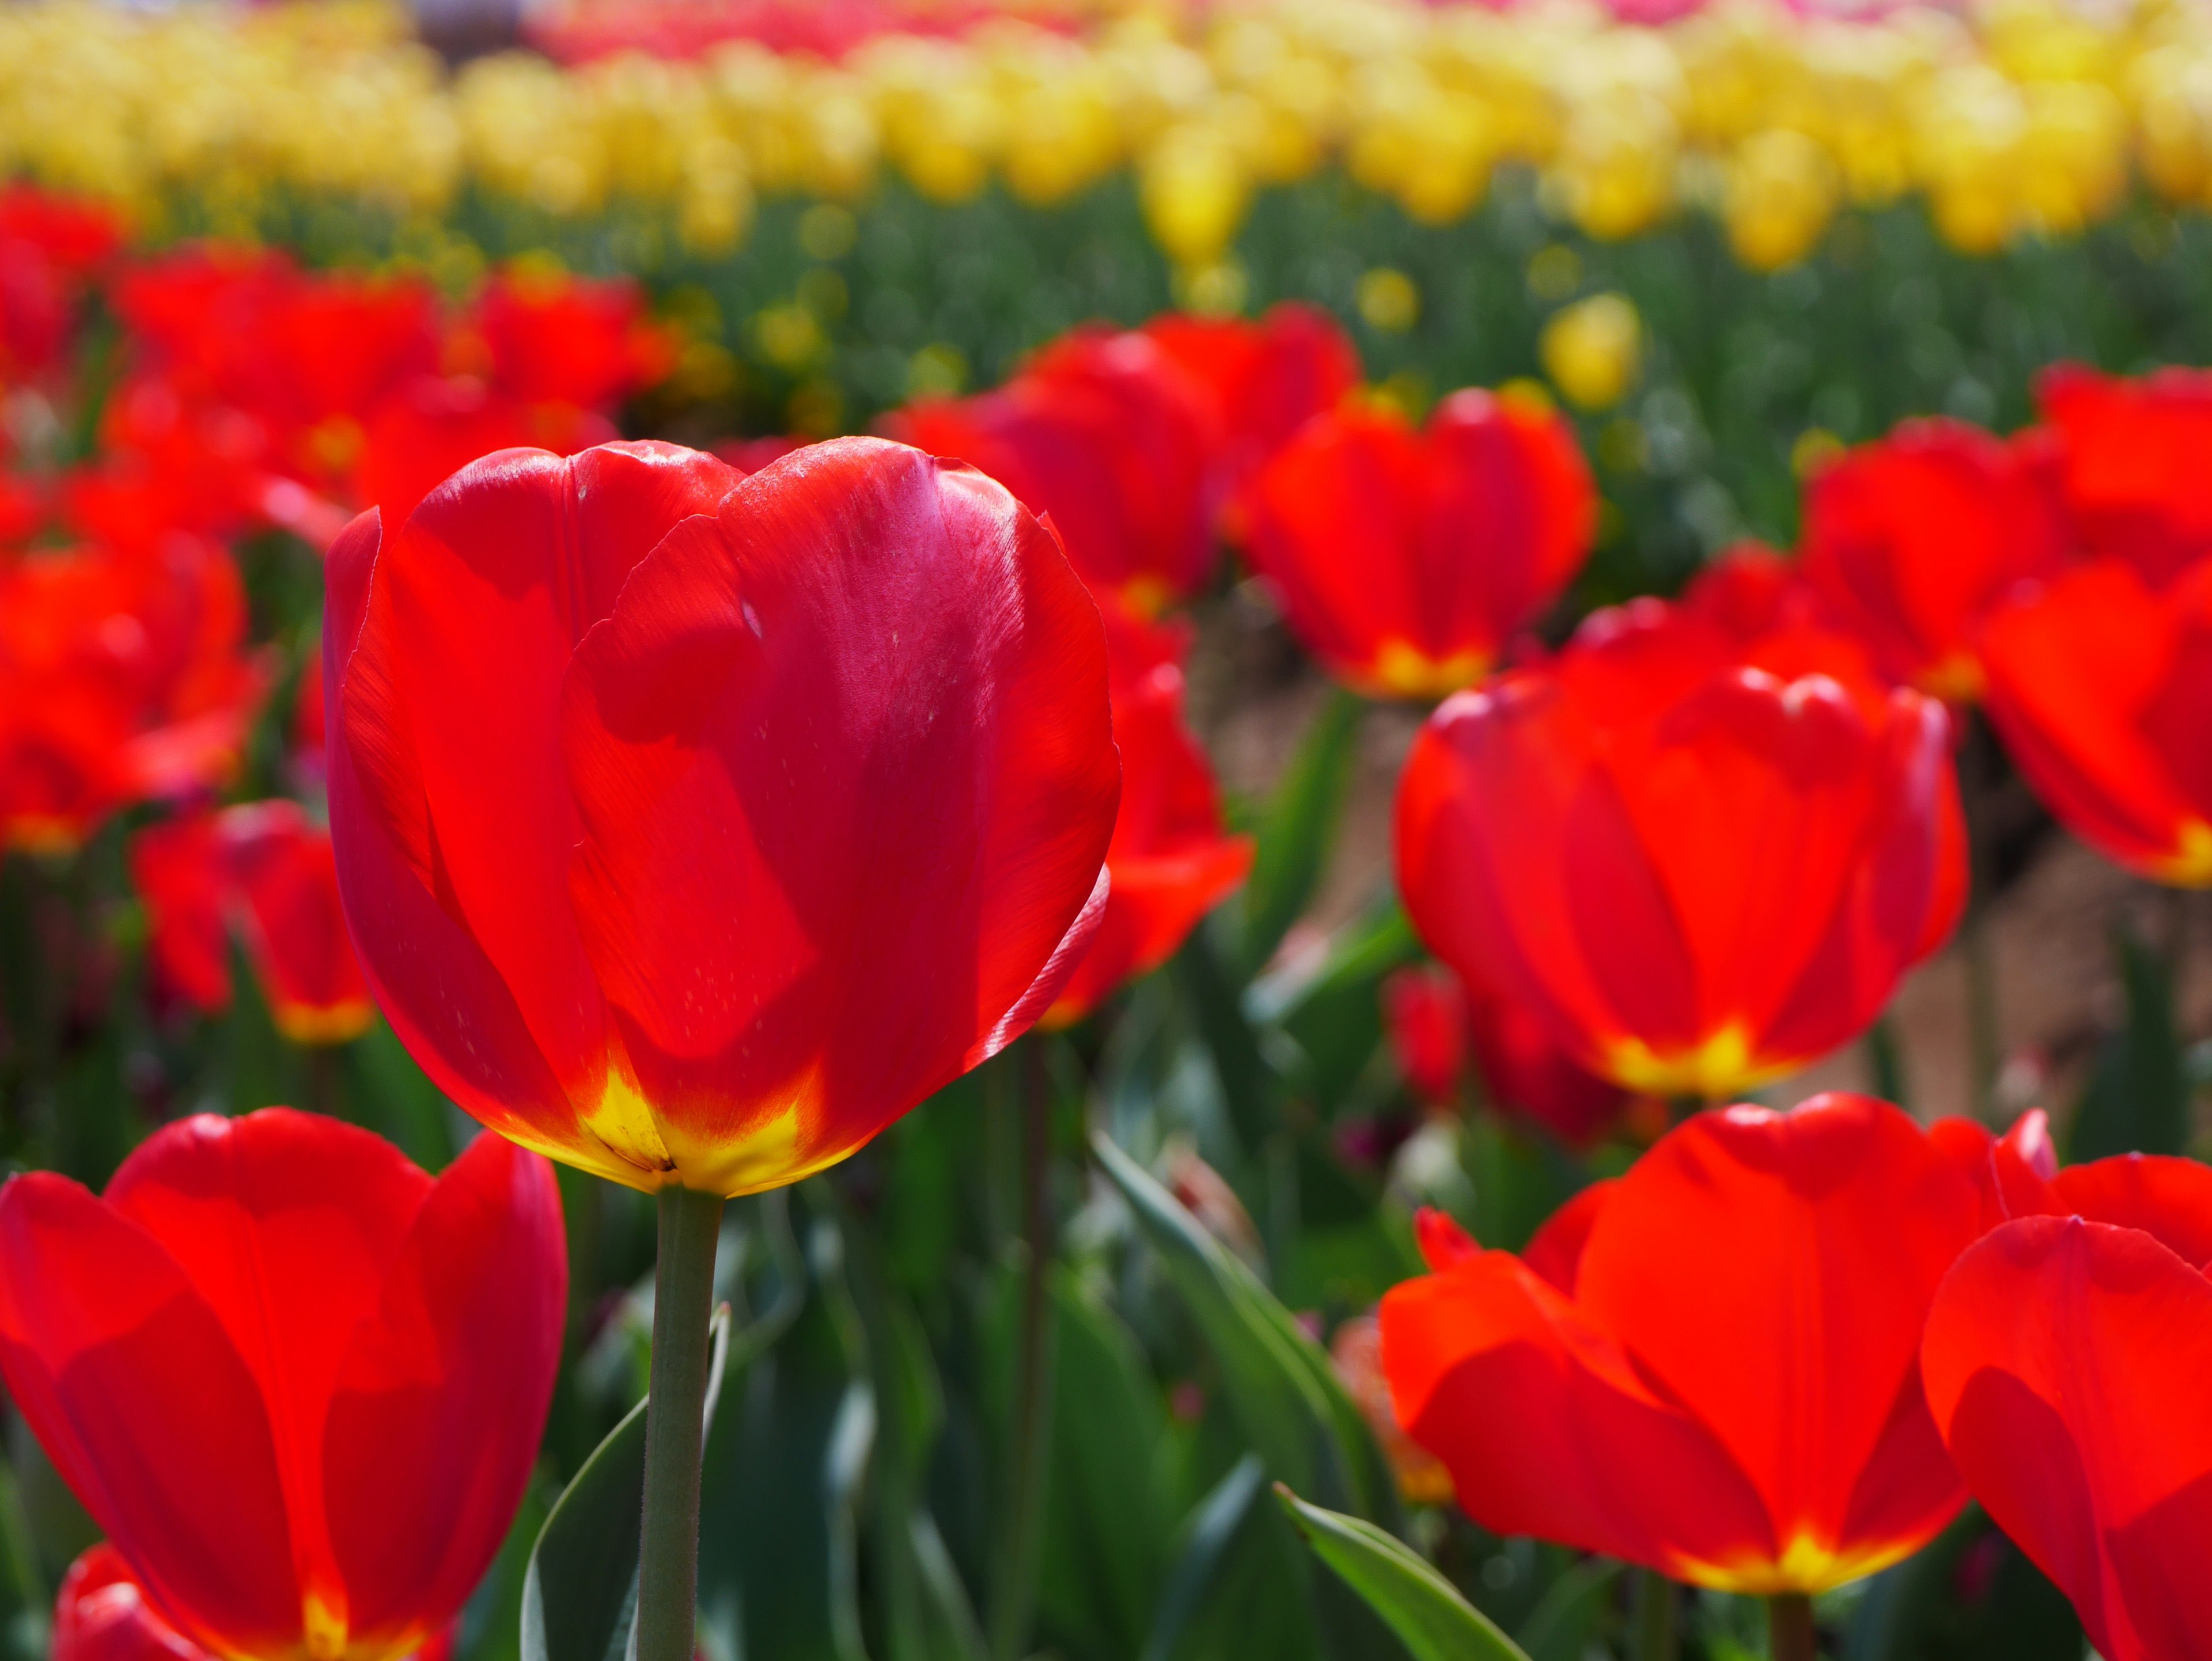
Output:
[1381, 963, 1471, 1106]
[1923, 1142, 2212, 1661]
[1978, 557, 2212, 886]
[467, 266, 677, 407]
[1395, 599, 1964, 1097]
[1043, 607, 1251, 1025]
[325, 437, 1119, 1194]
[1142, 302, 1361, 525]
[0, 186, 123, 379]
[1240, 389, 1595, 699]
[1798, 418, 2069, 701]
[2037, 362, 2212, 589]
[0, 1108, 565, 1661]
[883, 328, 1224, 614]
[1680, 541, 1830, 642]
[353, 376, 612, 527]
[0, 538, 267, 853]
[1381, 1093, 1979, 1591]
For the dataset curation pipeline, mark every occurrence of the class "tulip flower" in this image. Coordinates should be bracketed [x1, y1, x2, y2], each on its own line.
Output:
[353, 376, 611, 529]
[1979, 557, 2212, 886]
[1798, 418, 2069, 701]
[132, 803, 376, 1043]
[2037, 363, 2212, 588]
[1142, 302, 1361, 521]
[1239, 388, 1595, 699]
[0, 184, 123, 378]
[467, 266, 677, 407]
[0, 537, 266, 852]
[882, 327, 1224, 614]
[1923, 1136, 2212, 1661]
[1043, 606, 1252, 1025]
[0, 1108, 565, 1661]
[1395, 600, 1964, 1097]
[1381, 962, 1627, 1145]
[1381, 1093, 1979, 1596]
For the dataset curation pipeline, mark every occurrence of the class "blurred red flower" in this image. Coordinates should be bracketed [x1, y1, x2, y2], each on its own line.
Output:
[1143, 302, 1361, 529]
[465, 266, 677, 407]
[324, 438, 1119, 1195]
[1979, 557, 2212, 886]
[1381, 963, 1470, 1106]
[1923, 1136, 2212, 1661]
[2037, 363, 2212, 589]
[131, 802, 374, 1044]
[1043, 603, 1251, 1025]
[1382, 1093, 1979, 1591]
[0, 1109, 565, 1661]
[1240, 389, 1594, 699]
[0, 538, 267, 852]
[354, 376, 613, 531]
[884, 328, 1224, 614]
[1395, 600, 1964, 1097]
[1798, 418, 2069, 701]
[0, 185, 125, 379]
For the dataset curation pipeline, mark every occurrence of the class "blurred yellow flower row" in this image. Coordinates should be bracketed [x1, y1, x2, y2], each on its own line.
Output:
[6, 0, 2211, 273]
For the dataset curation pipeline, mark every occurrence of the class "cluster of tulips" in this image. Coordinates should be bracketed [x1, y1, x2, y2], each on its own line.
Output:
[3, 0, 2211, 272]
[1, 166, 2210, 1661]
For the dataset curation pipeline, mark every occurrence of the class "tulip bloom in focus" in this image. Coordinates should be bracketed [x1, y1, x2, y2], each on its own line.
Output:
[1923, 1124, 2212, 1661]
[2038, 363, 2212, 588]
[1042, 604, 1251, 1025]
[0, 1109, 565, 1661]
[1381, 962, 1626, 1146]
[1240, 389, 1595, 699]
[1978, 557, 2212, 886]
[883, 327, 1223, 614]
[326, 438, 1119, 1195]
[1382, 1093, 1979, 1591]
[1395, 601, 1964, 1097]
[0, 538, 266, 852]
[131, 802, 374, 1042]
[1798, 419, 2067, 701]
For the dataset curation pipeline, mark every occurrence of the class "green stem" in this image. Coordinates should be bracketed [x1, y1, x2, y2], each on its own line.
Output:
[990, 1039, 1054, 1661]
[1634, 1568, 1677, 1661]
[636, 1185, 725, 1661]
[1768, 1592, 1816, 1661]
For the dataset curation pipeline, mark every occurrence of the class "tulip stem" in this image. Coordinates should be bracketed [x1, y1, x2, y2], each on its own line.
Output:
[990, 1038, 1055, 1661]
[637, 1185, 725, 1661]
[1768, 1592, 1816, 1661]
[1633, 1568, 1677, 1661]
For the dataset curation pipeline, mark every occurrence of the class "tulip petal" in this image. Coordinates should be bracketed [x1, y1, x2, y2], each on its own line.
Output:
[1575, 1096, 1975, 1583]
[0, 1172, 298, 1657]
[2050, 1154, 2212, 1271]
[1925, 1215, 2212, 1661]
[323, 1133, 567, 1651]
[562, 438, 1119, 1194]
[52, 1545, 211, 1661]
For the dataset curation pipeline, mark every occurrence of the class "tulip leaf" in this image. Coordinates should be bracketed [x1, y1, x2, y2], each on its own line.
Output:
[1239, 686, 1364, 979]
[2070, 925, 2188, 1161]
[521, 1304, 732, 1661]
[1090, 1130, 1397, 1526]
[1275, 1488, 1533, 1661]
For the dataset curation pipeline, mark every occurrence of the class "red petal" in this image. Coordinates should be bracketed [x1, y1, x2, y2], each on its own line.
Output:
[52, 1546, 214, 1661]
[1412, 1206, 1480, 1272]
[1925, 1215, 2212, 1661]
[2052, 1154, 2212, 1270]
[1520, 1179, 1616, 1295]
[1576, 1095, 1976, 1583]
[560, 438, 1119, 1193]
[216, 803, 373, 1043]
[322, 1133, 566, 1651]
[128, 812, 232, 1016]
[0, 1172, 298, 1656]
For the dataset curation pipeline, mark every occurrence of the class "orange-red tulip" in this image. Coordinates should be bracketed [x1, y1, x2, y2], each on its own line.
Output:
[1043, 605, 1251, 1025]
[0, 1110, 564, 1661]
[2037, 362, 2212, 589]
[325, 438, 1119, 1195]
[1395, 600, 1964, 1097]
[1382, 1093, 1979, 1592]
[1979, 557, 2212, 886]
[882, 328, 1223, 614]
[0, 538, 266, 852]
[1240, 389, 1594, 699]
[1923, 1133, 2212, 1661]
[1798, 418, 2069, 701]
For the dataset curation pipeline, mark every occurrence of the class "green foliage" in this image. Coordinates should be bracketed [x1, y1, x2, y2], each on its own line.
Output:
[1277, 1488, 1533, 1661]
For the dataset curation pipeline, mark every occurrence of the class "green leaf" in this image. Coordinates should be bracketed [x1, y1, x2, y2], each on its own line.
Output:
[1090, 1131, 1397, 1526]
[1238, 687, 1364, 978]
[2070, 925, 2189, 1161]
[1275, 1488, 1532, 1661]
[1139, 1455, 1304, 1661]
[521, 1305, 732, 1661]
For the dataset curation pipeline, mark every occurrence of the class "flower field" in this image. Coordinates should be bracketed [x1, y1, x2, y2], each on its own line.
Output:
[1, 3, 2210, 1661]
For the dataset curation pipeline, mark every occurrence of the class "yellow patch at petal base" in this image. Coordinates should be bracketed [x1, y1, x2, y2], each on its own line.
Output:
[2158, 819, 2212, 888]
[4, 816, 81, 858]
[1914, 651, 1985, 705]
[301, 1587, 348, 1661]
[1119, 574, 1175, 620]
[1367, 641, 1491, 702]
[1603, 1024, 1800, 1100]
[578, 1064, 865, 1198]
[274, 1000, 377, 1046]
[1669, 1528, 1931, 1596]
